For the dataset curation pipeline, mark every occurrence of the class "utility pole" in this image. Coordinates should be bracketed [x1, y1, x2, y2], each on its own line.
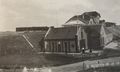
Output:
[13, 64, 17, 72]
[76, 12, 80, 52]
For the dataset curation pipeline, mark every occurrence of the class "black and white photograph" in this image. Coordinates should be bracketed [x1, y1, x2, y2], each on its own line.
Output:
[0, 0, 120, 72]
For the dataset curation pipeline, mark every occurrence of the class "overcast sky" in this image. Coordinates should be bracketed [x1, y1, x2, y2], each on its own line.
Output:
[0, 0, 120, 31]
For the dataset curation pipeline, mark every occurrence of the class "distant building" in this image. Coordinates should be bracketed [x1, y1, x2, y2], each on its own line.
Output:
[63, 11, 101, 27]
[44, 11, 114, 53]
[104, 22, 116, 27]
[16, 27, 49, 32]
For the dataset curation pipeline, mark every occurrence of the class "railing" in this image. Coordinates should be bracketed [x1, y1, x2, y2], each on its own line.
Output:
[22, 67, 52, 72]
[85, 61, 120, 69]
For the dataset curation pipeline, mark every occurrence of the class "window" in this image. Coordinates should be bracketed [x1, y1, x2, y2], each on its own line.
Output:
[101, 37, 104, 46]
[71, 44, 74, 48]
[58, 41, 61, 44]
[52, 42, 54, 52]
[102, 38, 104, 45]
[58, 41, 61, 52]
[81, 31, 83, 39]
[65, 42, 67, 53]
[80, 39, 85, 48]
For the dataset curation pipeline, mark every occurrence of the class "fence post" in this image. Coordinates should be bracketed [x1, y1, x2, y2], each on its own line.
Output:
[83, 61, 85, 71]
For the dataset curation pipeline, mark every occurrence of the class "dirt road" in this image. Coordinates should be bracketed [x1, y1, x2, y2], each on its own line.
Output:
[51, 57, 120, 72]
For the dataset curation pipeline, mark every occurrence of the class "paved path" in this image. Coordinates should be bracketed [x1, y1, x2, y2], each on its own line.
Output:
[51, 62, 84, 72]
[51, 56, 120, 72]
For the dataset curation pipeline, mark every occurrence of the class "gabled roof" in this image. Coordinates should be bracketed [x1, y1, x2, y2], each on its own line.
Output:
[65, 11, 101, 25]
[65, 15, 88, 24]
[82, 11, 101, 18]
[45, 27, 77, 40]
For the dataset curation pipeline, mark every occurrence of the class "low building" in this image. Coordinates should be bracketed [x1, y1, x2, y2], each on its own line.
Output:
[16, 27, 49, 32]
[44, 26, 78, 53]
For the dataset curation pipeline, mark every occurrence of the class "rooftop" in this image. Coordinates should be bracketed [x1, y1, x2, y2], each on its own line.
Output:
[64, 11, 101, 25]
[45, 27, 77, 40]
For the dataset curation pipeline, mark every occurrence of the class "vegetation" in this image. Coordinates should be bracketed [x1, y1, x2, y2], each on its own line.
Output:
[22, 31, 46, 52]
[0, 54, 87, 68]
[0, 32, 35, 56]
[0, 32, 89, 68]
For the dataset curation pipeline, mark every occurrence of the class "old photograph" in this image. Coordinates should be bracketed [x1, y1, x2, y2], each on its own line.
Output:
[0, 0, 120, 72]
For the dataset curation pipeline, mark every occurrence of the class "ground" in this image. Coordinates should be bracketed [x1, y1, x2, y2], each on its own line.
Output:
[0, 54, 89, 68]
[80, 65, 120, 72]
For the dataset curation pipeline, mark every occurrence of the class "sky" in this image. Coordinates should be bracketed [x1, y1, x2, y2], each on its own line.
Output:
[0, 0, 120, 31]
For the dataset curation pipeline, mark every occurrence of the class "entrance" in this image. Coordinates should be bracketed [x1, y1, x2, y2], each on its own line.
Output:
[80, 39, 86, 51]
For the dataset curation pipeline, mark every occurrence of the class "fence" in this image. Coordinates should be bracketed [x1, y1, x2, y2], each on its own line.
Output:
[22, 67, 52, 72]
[85, 61, 120, 69]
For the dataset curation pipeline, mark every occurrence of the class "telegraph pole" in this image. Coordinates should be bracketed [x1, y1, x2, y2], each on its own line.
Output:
[76, 12, 80, 52]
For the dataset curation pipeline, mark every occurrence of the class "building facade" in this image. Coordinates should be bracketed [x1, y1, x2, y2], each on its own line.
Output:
[44, 11, 114, 53]
[44, 27, 78, 53]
